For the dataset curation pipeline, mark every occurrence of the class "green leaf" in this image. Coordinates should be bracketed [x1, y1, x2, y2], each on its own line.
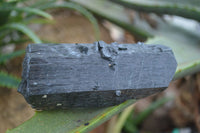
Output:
[0, 71, 20, 89]
[113, 97, 172, 133]
[16, 7, 53, 20]
[7, 100, 135, 133]
[0, 38, 29, 47]
[123, 97, 172, 133]
[0, 6, 53, 20]
[72, 0, 152, 39]
[0, 50, 25, 64]
[39, 1, 100, 40]
[29, 0, 56, 8]
[0, 23, 42, 43]
[130, 97, 172, 125]
[112, 104, 135, 133]
[0, 1, 17, 26]
[111, 0, 200, 21]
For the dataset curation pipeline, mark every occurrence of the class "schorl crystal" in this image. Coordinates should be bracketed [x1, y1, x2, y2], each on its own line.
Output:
[18, 41, 177, 110]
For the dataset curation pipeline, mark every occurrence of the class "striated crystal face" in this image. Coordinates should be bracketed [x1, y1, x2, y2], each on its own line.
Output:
[18, 41, 177, 110]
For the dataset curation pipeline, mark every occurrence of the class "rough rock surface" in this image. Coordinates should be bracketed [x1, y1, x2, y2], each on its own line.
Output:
[18, 41, 177, 110]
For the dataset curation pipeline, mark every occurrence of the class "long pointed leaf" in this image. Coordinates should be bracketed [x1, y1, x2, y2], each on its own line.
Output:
[0, 50, 25, 64]
[131, 97, 172, 125]
[0, 23, 42, 43]
[123, 97, 172, 133]
[0, 6, 53, 20]
[0, 1, 17, 26]
[7, 100, 135, 133]
[0, 71, 20, 89]
[111, 0, 200, 22]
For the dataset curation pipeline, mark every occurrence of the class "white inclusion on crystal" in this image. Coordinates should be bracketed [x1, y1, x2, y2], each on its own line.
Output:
[56, 103, 62, 106]
[33, 82, 37, 85]
[37, 52, 40, 55]
[115, 90, 121, 96]
[42, 95, 47, 98]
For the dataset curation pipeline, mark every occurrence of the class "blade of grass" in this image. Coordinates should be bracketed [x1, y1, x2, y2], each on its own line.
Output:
[123, 115, 138, 133]
[0, 38, 29, 47]
[123, 97, 173, 133]
[7, 99, 136, 133]
[0, 6, 53, 20]
[111, 104, 135, 133]
[111, 0, 200, 22]
[0, 71, 20, 89]
[29, 0, 56, 8]
[0, 50, 25, 64]
[0, 23, 42, 43]
[131, 97, 172, 126]
[0, 1, 17, 26]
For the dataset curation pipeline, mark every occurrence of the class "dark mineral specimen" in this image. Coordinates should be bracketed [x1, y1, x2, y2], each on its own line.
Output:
[18, 41, 177, 110]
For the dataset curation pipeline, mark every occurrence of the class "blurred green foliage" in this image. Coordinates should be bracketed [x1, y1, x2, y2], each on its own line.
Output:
[0, 0, 47, 88]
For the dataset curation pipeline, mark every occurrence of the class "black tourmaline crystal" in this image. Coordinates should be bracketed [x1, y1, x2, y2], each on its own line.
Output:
[18, 41, 177, 110]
